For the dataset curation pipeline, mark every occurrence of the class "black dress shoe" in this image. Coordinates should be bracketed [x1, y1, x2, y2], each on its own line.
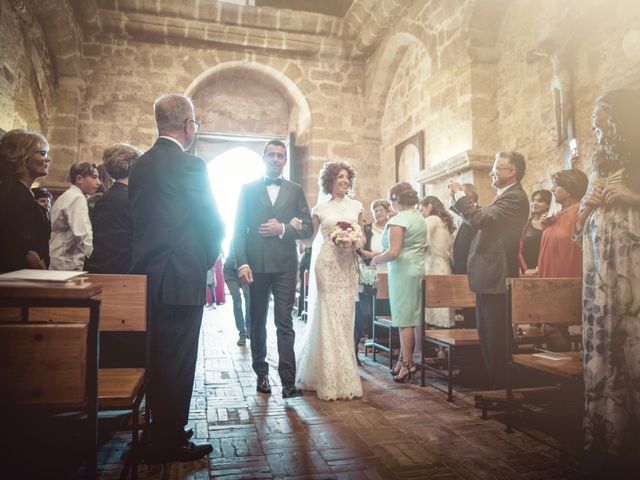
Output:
[282, 384, 303, 398]
[256, 376, 271, 394]
[144, 441, 213, 464]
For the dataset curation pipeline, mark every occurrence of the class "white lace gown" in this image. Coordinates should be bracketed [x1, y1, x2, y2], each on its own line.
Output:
[296, 196, 363, 400]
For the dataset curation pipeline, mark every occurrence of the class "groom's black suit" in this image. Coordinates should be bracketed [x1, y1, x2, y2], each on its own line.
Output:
[234, 178, 312, 385]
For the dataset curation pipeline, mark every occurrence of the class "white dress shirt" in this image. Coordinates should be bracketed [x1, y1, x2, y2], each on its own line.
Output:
[49, 185, 93, 270]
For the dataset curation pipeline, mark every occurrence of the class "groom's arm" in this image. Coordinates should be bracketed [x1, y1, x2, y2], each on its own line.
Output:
[283, 186, 313, 240]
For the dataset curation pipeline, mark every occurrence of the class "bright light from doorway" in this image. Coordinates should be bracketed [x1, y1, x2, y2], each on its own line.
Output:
[208, 146, 264, 254]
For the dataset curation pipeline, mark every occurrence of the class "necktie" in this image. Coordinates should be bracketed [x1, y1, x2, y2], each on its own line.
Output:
[265, 177, 282, 186]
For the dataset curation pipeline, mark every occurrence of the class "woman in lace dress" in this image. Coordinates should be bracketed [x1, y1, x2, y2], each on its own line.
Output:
[576, 89, 640, 475]
[296, 161, 364, 400]
[418, 196, 456, 328]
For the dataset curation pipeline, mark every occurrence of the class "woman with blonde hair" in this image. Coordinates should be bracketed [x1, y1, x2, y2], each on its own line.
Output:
[372, 182, 426, 382]
[0, 129, 52, 272]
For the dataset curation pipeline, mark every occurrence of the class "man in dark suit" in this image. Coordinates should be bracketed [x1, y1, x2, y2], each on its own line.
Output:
[86, 143, 141, 274]
[449, 152, 529, 388]
[451, 183, 479, 328]
[129, 93, 224, 463]
[234, 139, 312, 398]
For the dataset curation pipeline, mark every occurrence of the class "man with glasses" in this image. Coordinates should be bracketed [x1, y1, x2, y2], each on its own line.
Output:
[234, 139, 312, 399]
[129, 93, 224, 463]
[448, 152, 529, 388]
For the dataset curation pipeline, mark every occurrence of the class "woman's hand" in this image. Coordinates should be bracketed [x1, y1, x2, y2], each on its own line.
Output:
[582, 186, 603, 209]
[602, 184, 640, 207]
[289, 217, 302, 230]
[25, 250, 46, 269]
[540, 213, 554, 227]
[523, 268, 538, 277]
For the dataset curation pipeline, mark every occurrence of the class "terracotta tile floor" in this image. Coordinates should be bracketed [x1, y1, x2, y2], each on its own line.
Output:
[97, 301, 582, 479]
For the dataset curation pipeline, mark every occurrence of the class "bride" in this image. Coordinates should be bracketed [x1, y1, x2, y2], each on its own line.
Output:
[295, 161, 364, 400]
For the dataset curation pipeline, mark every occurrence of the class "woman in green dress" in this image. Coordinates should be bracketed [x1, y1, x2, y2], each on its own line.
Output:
[372, 182, 426, 383]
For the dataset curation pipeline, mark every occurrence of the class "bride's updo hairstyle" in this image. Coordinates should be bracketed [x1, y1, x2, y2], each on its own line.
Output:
[388, 181, 419, 207]
[319, 160, 356, 195]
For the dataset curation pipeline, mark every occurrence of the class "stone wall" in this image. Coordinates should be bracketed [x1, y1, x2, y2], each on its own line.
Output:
[494, 0, 640, 199]
[72, 33, 369, 205]
[0, 0, 55, 133]
[2, 0, 639, 217]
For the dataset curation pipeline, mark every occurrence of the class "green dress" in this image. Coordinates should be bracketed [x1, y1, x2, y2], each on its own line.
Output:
[382, 209, 427, 327]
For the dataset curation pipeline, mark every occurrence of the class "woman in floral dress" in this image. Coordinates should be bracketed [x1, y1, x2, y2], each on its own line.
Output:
[576, 89, 640, 475]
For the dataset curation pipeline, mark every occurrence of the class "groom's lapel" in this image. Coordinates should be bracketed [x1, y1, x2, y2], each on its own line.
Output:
[272, 180, 292, 214]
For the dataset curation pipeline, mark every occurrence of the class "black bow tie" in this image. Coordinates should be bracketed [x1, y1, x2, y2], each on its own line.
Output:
[265, 177, 282, 186]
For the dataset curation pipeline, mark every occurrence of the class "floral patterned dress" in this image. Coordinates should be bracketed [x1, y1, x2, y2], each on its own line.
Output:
[579, 170, 640, 460]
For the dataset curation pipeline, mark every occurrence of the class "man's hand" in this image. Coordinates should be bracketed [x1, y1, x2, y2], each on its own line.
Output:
[259, 218, 283, 237]
[237, 265, 253, 285]
[448, 181, 461, 198]
[25, 250, 46, 269]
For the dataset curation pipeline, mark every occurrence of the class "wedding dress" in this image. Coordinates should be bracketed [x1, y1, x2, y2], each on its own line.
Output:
[295, 196, 363, 400]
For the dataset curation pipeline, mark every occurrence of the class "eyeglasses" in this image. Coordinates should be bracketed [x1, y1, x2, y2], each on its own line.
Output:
[185, 119, 200, 132]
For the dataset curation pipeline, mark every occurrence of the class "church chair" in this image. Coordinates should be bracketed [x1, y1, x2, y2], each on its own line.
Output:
[369, 273, 397, 369]
[0, 320, 99, 478]
[504, 277, 583, 434]
[420, 275, 477, 401]
[29, 274, 147, 479]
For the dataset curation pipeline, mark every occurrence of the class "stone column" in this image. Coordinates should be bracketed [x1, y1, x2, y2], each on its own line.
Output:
[44, 76, 85, 190]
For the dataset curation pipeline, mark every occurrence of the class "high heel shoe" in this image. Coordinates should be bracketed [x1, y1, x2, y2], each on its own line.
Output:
[393, 362, 416, 383]
[391, 359, 402, 376]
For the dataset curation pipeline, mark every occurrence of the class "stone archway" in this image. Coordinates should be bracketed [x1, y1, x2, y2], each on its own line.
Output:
[184, 61, 312, 147]
[364, 31, 433, 135]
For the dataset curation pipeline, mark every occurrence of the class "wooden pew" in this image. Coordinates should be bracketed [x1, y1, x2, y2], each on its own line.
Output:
[505, 277, 583, 433]
[28, 274, 147, 478]
[421, 275, 477, 401]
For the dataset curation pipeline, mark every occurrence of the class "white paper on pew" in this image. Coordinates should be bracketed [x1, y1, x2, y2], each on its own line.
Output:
[532, 352, 571, 361]
[0, 269, 87, 283]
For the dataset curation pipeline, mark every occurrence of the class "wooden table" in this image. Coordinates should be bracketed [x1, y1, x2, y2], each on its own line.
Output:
[0, 278, 102, 478]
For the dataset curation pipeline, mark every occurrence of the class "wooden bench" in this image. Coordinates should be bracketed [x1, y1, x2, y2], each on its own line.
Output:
[29, 274, 147, 479]
[505, 277, 583, 433]
[369, 273, 397, 369]
[421, 275, 477, 401]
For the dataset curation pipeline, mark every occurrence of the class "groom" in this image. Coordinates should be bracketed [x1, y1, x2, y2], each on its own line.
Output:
[234, 139, 312, 398]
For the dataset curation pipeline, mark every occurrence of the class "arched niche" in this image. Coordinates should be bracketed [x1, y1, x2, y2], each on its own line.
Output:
[185, 61, 311, 147]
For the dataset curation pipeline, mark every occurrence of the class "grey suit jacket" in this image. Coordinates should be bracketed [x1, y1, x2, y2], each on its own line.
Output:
[234, 178, 312, 273]
[129, 138, 224, 305]
[452, 183, 529, 294]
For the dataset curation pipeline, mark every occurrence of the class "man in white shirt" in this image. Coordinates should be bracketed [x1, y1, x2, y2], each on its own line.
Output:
[49, 162, 101, 270]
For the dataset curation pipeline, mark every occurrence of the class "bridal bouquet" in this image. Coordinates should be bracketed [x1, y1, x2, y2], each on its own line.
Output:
[330, 221, 364, 252]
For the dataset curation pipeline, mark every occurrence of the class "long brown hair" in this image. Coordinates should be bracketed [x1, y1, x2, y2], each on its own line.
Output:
[419, 196, 456, 234]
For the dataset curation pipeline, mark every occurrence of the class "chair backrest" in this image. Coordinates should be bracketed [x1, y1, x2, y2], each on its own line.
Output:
[29, 274, 147, 332]
[507, 277, 582, 326]
[0, 323, 88, 407]
[424, 275, 475, 308]
[375, 273, 389, 300]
